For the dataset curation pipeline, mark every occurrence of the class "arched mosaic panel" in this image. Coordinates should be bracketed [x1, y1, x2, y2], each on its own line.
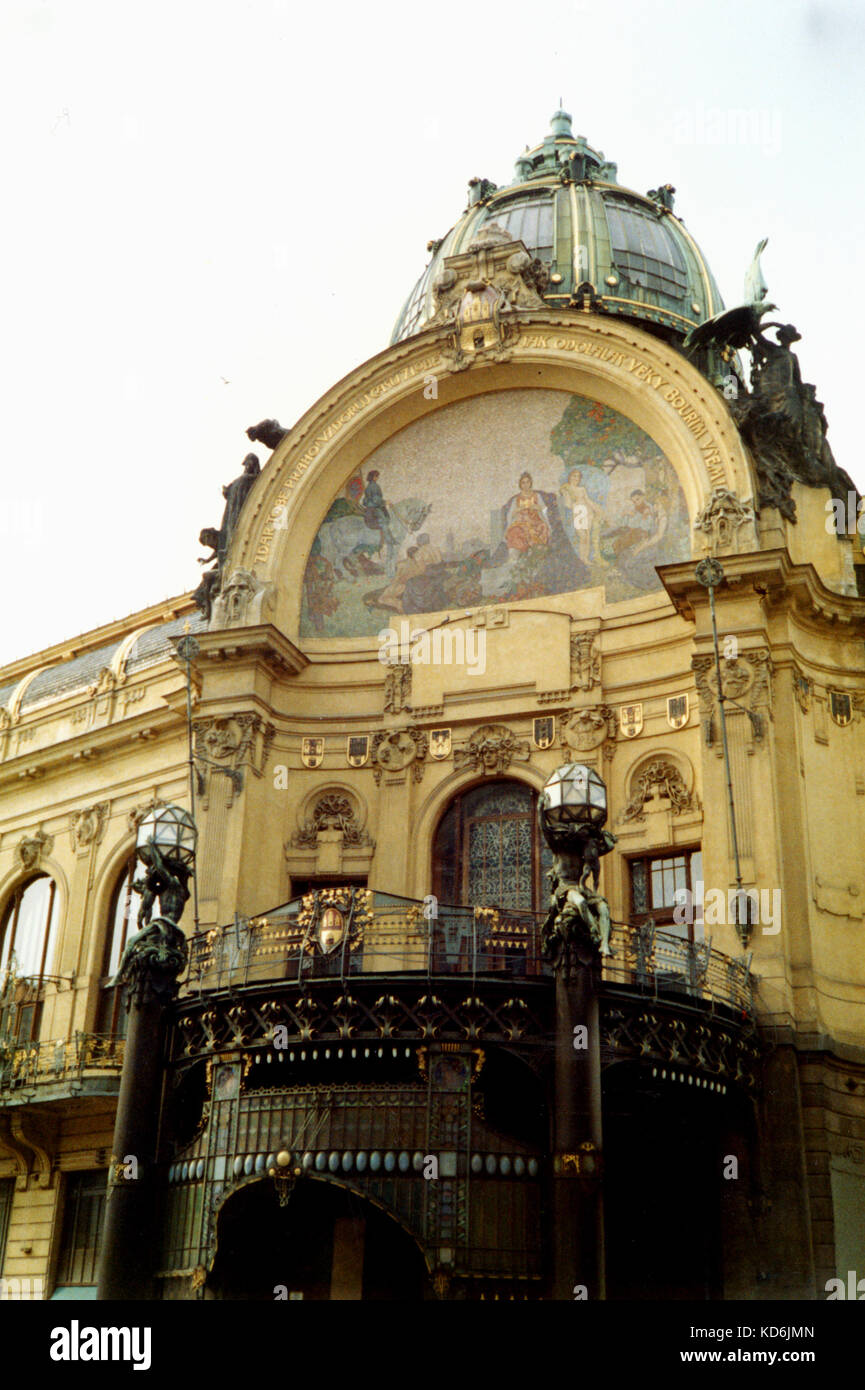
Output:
[300, 389, 690, 637]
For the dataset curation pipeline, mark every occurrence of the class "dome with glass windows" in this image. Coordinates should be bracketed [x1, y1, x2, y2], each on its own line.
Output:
[392, 108, 724, 344]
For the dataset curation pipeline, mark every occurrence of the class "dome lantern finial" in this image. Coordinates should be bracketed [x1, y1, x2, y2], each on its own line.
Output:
[550, 107, 573, 138]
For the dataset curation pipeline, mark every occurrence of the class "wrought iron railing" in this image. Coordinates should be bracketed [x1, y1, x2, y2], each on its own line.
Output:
[183, 895, 754, 1018]
[0, 1032, 125, 1092]
[603, 922, 754, 1019]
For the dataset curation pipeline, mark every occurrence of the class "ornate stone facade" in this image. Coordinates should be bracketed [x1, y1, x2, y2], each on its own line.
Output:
[453, 724, 531, 776]
[570, 634, 601, 691]
[210, 568, 273, 629]
[693, 487, 756, 556]
[560, 705, 616, 755]
[371, 727, 428, 784]
[291, 792, 372, 849]
[193, 713, 276, 802]
[0, 112, 862, 1308]
[621, 760, 699, 823]
[692, 651, 772, 747]
[69, 803, 110, 854]
[383, 663, 412, 714]
[16, 830, 53, 871]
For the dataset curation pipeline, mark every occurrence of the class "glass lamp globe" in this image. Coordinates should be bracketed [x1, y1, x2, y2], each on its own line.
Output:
[539, 763, 608, 838]
[136, 805, 198, 866]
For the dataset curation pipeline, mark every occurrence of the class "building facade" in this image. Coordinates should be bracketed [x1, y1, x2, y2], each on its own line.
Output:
[1, 111, 863, 1301]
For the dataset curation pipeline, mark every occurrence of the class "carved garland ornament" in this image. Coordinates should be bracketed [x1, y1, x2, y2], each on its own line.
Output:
[127, 798, 167, 835]
[69, 803, 110, 853]
[16, 831, 53, 872]
[193, 713, 276, 797]
[693, 488, 756, 556]
[621, 760, 698, 823]
[384, 663, 412, 715]
[292, 793, 372, 849]
[560, 705, 617, 754]
[570, 633, 601, 691]
[692, 651, 772, 746]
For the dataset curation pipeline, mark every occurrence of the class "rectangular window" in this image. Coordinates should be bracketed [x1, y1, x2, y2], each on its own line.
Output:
[54, 1170, 108, 1289]
[628, 848, 702, 940]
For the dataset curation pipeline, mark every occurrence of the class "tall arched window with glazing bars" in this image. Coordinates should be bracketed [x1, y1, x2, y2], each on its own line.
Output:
[432, 780, 552, 911]
[0, 875, 61, 1044]
[95, 857, 141, 1038]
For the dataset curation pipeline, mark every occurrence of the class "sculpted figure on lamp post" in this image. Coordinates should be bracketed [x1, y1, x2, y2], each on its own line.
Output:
[541, 835, 616, 965]
[537, 764, 617, 969]
[114, 808, 196, 1006]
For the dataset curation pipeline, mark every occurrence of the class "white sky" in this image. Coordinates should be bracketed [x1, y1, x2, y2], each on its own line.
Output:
[1, 0, 863, 666]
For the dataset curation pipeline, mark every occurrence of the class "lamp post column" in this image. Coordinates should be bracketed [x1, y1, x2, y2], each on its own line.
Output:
[538, 763, 613, 1301]
[96, 957, 185, 1299]
[97, 808, 196, 1300]
[552, 956, 604, 1300]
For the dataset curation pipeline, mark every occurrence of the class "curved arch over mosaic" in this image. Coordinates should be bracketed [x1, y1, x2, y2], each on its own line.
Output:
[300, 389, 691, 637]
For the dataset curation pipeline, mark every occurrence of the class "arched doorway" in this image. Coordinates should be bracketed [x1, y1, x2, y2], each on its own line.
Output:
[208, 1177, 431, 1301]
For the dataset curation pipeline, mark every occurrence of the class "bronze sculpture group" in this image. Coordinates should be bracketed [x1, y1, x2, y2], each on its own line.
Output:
[685, 239, 857, 520]
[537, 787, 618, 971]
[193, 418, 290, 621]
[114, 840, 191, 1005]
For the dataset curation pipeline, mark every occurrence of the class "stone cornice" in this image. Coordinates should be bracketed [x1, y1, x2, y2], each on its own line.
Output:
[0, 704, 186, 791]
[177, 625, 309, 681]
[659, 549, 865, 638]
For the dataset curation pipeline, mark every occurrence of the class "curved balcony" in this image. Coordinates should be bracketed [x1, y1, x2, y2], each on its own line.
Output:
[182, 891, 754, 1021]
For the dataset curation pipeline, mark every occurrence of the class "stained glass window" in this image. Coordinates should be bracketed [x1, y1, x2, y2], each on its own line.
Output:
[433, 780, 551, 911]
[631, 860, 648, 914]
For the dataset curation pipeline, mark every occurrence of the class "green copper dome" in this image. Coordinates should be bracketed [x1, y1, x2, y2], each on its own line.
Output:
[392, 109, 724, 343]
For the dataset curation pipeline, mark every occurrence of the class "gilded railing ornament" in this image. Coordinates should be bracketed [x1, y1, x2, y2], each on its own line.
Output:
[296, 886, 372, 956]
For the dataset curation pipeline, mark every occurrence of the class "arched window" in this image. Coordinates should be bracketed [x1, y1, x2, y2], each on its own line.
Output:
[432, 780, 552, 911]
[0, 875, 60, 1044]
[95, 858, 141, 1037]
[0, 875, 59, 980]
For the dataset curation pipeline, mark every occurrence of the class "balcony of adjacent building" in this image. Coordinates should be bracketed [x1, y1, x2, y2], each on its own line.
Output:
[0, 1023, 124, 1108]
[0, 873, 127, 1110]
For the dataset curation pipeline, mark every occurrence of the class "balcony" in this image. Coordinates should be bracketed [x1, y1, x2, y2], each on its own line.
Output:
[0, 1032, 125, 1105]
[183, 892, 754, 1020]
[173, 896, 760, 1099]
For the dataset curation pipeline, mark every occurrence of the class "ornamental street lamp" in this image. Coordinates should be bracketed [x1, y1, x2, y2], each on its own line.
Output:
[538, 763, 617, 963]
[97, 804, 197, 1300]
[539, 761, 608, 833]
[136, 803, 197, 863]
